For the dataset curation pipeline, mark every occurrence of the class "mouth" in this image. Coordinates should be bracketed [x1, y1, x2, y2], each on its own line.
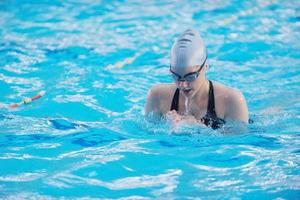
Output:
[181, 88, 192, 96]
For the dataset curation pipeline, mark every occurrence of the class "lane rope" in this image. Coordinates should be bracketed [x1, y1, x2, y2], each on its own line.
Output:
[1, 91, 46, 109]
[216, 0, 278, 26]
[105, 53, 140, 70]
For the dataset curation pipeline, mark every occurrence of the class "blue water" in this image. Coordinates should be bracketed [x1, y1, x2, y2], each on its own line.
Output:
[0, 0, 299, 199]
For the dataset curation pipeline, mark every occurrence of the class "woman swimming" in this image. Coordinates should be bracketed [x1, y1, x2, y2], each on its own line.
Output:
[145, 29, 249, 129]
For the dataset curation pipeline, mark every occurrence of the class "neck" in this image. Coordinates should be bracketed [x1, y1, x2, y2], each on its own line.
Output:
[182, 78, 209, 116]
[193, 78, 209, 102]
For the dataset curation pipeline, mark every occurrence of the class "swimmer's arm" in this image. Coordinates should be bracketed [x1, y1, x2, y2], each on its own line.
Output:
[145, 86, 162, 117]
[224, 89, 249, 123]
[166, 110, 200, 126]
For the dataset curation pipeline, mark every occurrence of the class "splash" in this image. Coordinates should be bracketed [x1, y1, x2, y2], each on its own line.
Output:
[184, 96, 189, 116]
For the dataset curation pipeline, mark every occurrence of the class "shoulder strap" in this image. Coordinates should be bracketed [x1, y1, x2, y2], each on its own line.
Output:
[207, 80, 217, 117]
[170, 88, 180, 111]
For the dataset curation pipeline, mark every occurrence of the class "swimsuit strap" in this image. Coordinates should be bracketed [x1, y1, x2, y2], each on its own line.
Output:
[202, 80, 225, 129]
[170, 88, 180, 111]
[206, 80, 217, 117]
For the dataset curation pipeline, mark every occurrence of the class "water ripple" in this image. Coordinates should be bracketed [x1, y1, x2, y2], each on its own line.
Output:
[0, 172, 45, 182]
[46, 169, 182, 196]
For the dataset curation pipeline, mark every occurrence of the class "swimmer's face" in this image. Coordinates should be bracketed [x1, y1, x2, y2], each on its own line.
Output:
[170, 63, 206, 97]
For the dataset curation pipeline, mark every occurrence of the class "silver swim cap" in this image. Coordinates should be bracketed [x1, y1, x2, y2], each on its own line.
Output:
[170, 29, 207, 68]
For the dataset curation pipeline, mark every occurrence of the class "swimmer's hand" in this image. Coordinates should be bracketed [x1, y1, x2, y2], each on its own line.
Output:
[165, 110, 199, 127]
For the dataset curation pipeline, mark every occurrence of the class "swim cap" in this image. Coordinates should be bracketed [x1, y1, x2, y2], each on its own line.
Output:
[170, 29, 207, 68]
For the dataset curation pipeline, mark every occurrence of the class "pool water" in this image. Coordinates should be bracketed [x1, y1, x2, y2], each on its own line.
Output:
[0, 0, 299, 199]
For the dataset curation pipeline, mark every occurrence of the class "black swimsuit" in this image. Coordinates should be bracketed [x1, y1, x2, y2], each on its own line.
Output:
[170, 80, 225, 129]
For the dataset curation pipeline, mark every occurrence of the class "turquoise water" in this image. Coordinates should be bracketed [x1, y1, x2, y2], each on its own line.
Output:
[0, 0, 299, 199]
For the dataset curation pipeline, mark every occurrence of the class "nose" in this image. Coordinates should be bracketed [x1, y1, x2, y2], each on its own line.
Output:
[178, 80, 189, 88]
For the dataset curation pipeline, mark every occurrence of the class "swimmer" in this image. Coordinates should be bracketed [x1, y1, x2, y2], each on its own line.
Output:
[145, 29, 249, 129]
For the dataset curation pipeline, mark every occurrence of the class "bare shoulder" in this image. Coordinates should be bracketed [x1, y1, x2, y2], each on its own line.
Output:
[145, 83, 176, 115]
[148, 83, 175, 98]
[211, 81, 244, 101]
[212, 81, 249, 122]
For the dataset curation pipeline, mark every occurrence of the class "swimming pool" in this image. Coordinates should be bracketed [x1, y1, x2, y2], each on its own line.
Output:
[0, 0, 299, 199]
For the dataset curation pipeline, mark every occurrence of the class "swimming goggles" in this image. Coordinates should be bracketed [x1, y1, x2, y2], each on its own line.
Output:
[169, 56, 207, 82]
